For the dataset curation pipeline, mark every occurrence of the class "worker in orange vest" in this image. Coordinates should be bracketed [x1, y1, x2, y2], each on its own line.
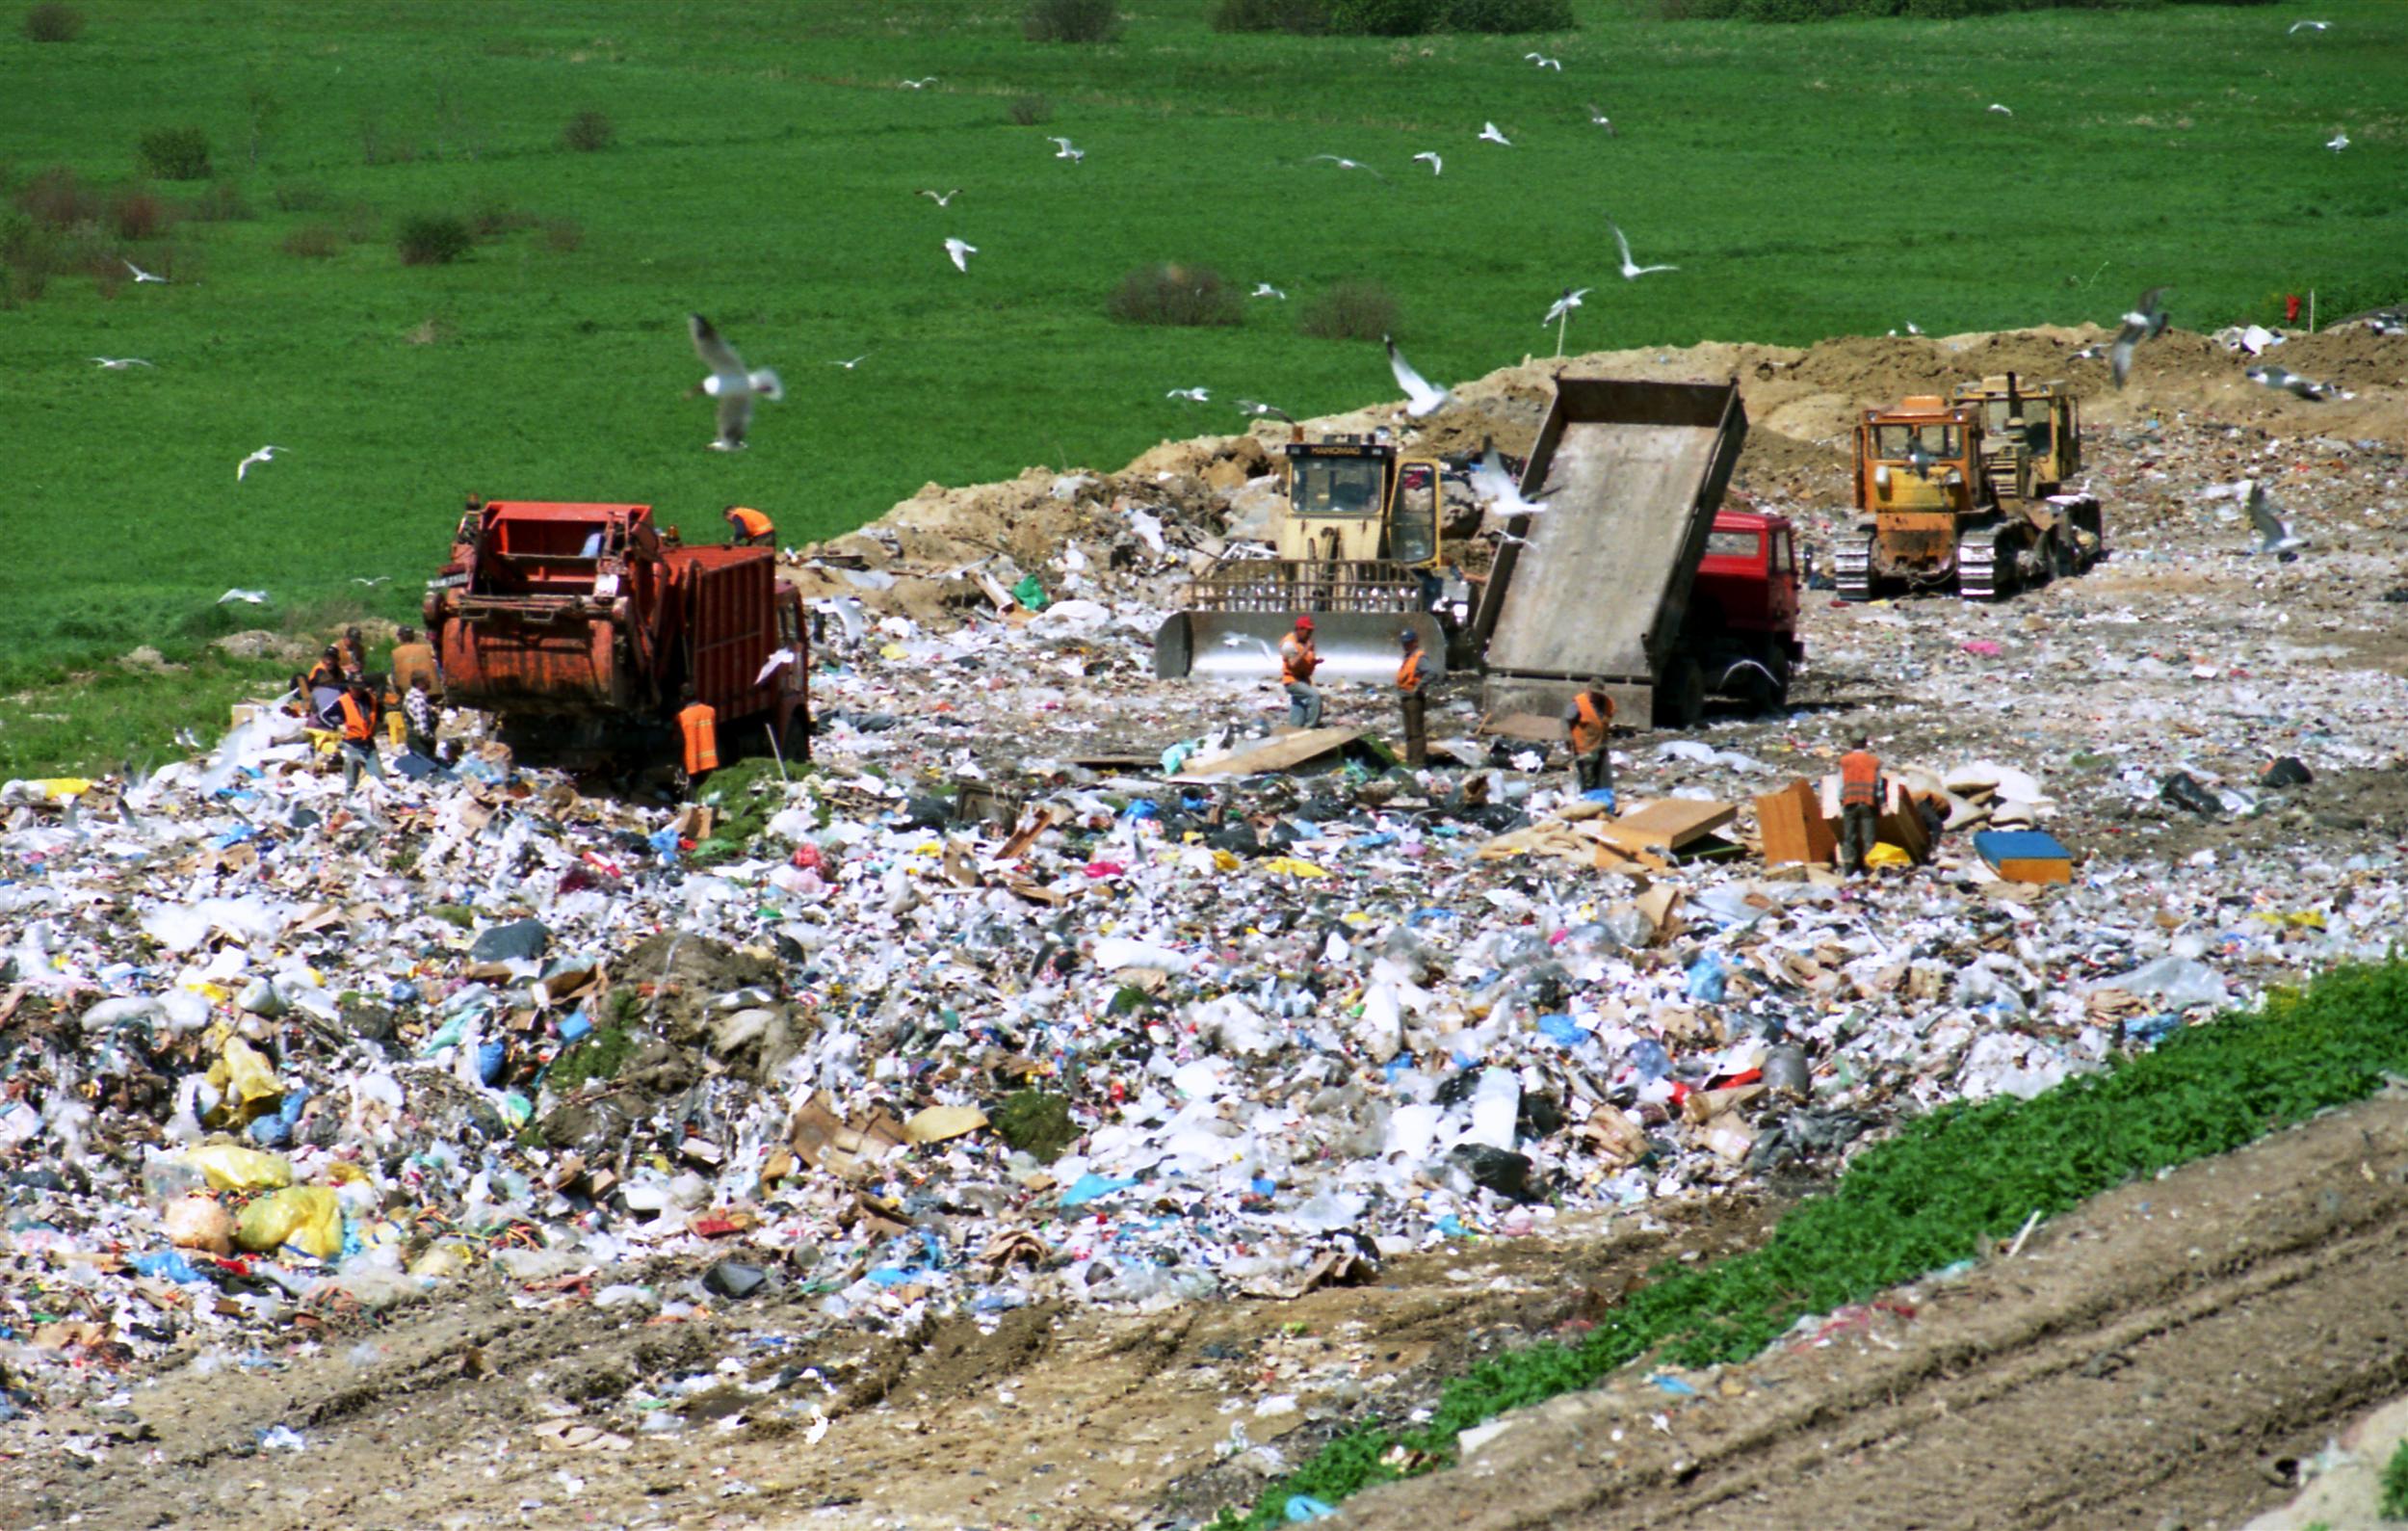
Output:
[1279, 617, 1322, 729]
[1563, 680, 1615, 796]
[336, 682, 386, 793]
[723, 506, 775, 547]
[1838, 736, 1884, 875]
[1395, 628, 1429, 766]
[677, 684, 720, 799]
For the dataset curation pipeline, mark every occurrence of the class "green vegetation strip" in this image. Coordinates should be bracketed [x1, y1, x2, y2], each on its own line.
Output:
[1224, 960, 2408, 1527]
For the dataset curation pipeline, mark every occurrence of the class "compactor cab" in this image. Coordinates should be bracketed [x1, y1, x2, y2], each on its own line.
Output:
[1275, 436, 1443, 568]
[1952, 372, 2081, 501]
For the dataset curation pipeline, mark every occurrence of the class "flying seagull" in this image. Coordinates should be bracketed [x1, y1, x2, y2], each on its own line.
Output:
[1471, 439, 1549, 518]
[830, 354, 870, 369]
[1525, 53, 1561, 70]
[1585, 105, 1615, 134]
[2243, 479, 2306, 554]
[1413, 151, 1443, 175]
[92, 356, 154, 369]
[2109, 285, 2170, 388]
[1609, 220, 1677, 279]
[1308, 153, 1381, 177]
[218, 589, 270, 604]
[2245, 362, 2334, 401]
[944, 237, 977, 273]
[123, 259, 168, 284]
[236, 444, 287, 481]
[1479, 121, 1512, 146]
[1047, 136, 1086, 163]
[1988, 103, 2014, 116]
[352, 576, 390, 587]
[2289, 19, 2329, 32]
[1383, 335, 1455, 419]
[1166, 386, 1210, 402]
[917, 188, 960, 206]
[901, 77, 938, 89]
[688, 312, 784, 452]
[1236, 399, 1295, 424]
[1541, 286, 1591, 357]
[2325, 131, 2348, 152]
[1251, 282, 1286, 300]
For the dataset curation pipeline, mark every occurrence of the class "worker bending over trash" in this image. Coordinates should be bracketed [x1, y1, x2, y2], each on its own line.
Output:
[1279, 617, 1322, 730]
[724, 505, 775, 547]
[336, 682, 386, 792]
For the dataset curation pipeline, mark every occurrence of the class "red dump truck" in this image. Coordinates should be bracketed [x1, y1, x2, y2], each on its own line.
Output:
[424, 500, 809, 764]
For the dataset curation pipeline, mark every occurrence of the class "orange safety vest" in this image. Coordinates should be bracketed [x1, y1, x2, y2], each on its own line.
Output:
[1396, 648, 1425, 693]
[1280, 632, 1318, 685]
[727, 507, 773, 541]
[1569, 692, 1612, 755]
[337, 691, 374, 744]
[679, 702, 720, 774]
[1840, 751, 1882, 808]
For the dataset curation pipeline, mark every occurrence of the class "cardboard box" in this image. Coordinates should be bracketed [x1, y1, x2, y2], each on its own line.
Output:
[1974, 829, 2073, 884]
[1755, 779, 1837, 866]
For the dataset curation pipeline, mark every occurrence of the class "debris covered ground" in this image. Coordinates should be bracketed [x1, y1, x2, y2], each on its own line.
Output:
[4, 320, 2405, 1529]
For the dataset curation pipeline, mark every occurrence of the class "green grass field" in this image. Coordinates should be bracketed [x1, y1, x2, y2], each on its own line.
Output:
[2, 0, 2401, 775]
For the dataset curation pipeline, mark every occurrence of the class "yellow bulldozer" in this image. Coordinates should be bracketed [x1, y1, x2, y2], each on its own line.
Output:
[1832, 372, 2105, 602]
[1153, 432, 1454, 681]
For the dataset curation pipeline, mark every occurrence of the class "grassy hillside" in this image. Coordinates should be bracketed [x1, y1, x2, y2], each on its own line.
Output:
[1, 0, 2401, 774]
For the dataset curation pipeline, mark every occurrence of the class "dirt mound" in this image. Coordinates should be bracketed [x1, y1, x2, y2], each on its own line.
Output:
[2258, 326, 2408, 389]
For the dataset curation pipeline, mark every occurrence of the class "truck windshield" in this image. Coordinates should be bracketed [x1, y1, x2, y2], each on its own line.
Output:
[1871, 423, 1960, 461]
[1705, 529, 1761, 561]
[1294, 457, 1385, 517]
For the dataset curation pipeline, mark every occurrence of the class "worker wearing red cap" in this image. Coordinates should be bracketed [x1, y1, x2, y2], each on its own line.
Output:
[1279, 616, 1322, 729]
[724, 506, 774, 546]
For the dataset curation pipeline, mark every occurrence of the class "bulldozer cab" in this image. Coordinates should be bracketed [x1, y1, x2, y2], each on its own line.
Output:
[1856, 401, 1984, 515]
[1278, 438, 1442, 568]
[1952, 373, 2080, 499]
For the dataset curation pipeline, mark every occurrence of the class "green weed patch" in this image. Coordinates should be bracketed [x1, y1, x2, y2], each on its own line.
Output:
[1222, 961, 2408, 1526]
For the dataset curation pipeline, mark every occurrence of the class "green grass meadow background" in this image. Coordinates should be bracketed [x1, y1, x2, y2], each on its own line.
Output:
[1, 0, 2401, 774]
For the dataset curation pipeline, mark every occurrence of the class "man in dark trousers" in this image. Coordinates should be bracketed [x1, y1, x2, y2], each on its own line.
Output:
[723, 506, 775, 546]
[1563, 679, 1614, 795]
[1839, 736, 1883, 875]
[677, 683, 720, 800]
[1395, 628, 1429, 766]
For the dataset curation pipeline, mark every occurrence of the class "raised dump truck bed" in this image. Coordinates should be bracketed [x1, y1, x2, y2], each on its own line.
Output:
[1474, 378, 1749, 726]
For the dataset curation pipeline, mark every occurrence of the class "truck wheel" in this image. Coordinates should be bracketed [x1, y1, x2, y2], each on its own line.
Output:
[1656, 656, 1706, 728]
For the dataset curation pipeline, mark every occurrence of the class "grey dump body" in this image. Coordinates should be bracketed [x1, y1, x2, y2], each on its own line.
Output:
[1474, 377, 1747, 726]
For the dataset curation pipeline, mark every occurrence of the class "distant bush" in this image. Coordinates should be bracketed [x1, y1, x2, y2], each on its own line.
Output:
[539, 215, 584, 252]
[1439, 0, 1574, 27]
[1220, 0, 1572, 32]
[15, 165, 101, 228]
[279, 224, 341, 259]
[135, 126, 212, 182]
[272, 179, 334, 212]
[396, 213, 473, 266]
[562, 109, 615, 152]
[1299, 278, 1399, 341]
[23, 3, 83, 41]
[468, 194, 536, 237]
[108, 186, 171, 241]
[1213, 0, 1332, 30]
[1007, 93, 1054, 126]
[1106, 262, 1243, 328]
[180, 179, 253, 222]
[1025, 0, 1120, 41]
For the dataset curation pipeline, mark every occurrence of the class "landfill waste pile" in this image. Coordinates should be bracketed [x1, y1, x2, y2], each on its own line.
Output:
[3, 323, 2403, 1528]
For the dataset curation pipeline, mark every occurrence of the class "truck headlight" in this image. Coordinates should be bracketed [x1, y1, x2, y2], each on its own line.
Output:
[1873, 465, 1891, 492]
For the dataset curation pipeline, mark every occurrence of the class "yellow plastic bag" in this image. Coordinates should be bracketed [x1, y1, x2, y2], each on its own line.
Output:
[1261, 857, 1332, 879]
[407, 1238, 478, 1279]
[25, 778, 94, 801]
[1866, 842, 1914, 868]
[206, 1035, 284, 1123]
[233, 1186, 344, 1258]
[181, 1143, 294, 1193]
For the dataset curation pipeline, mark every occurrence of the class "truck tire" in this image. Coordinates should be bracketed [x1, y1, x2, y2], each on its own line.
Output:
[1656, 655, 1706, 728]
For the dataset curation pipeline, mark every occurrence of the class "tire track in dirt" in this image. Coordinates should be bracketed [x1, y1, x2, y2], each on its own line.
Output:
[1345, 1095, 2408, 1531]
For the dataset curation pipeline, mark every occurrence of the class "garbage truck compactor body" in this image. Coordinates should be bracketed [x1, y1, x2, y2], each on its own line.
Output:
[425, 501, 809, 762]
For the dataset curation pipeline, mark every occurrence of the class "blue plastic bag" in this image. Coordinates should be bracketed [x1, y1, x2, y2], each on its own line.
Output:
[1685, 950, 1727, 1003]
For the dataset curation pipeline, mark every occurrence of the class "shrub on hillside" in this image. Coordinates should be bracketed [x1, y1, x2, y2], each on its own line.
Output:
[1213, 0, 1333, 30]
[1440, 0, 1573, 28]
[1007, 93, 1054, 126]
[23, 2, 82, 40]
[272, 179, 334, 213]
[562, 110, 615, 152]
[469, 195, 536, 237]
[1106, 263, 1243, 328]
[108, 187, 171, 241]
[135, 126, 212, 182]
[279, 224, 341, 259]
[181, 180, 254, 222]
[15, 166, 100, 228]
[1025, 0, 1120, 42]
[396, 213, 473, 266]
[1298, 278, 1399, 341]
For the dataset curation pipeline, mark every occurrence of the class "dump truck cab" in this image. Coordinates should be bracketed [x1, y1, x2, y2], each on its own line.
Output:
[1693, 512, 1801, 649]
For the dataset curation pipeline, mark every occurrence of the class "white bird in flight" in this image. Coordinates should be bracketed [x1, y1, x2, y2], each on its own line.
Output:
[1609, 221, 1677, 279]
[830, 354, 870, 370]
[352, 576, 390, 587]
[1526, 53, 1561, 70]
[1471, 441, 1549, 518]
[92, 356, 154, 369]
[218, 589, 270, 604]
[1541, 287, 1590, 327]
[2243, 479, 2306, 554]
[917, 188, 960, 206]
[901, 77, 937, 89]
[944, 237, 977, 273]
[689, 312, 784, 452]
[1988, 103, 2013, 116]
[1308, 154, 1380, 177]
[1383, 335, 1455, 419]
[1237, 399, 1295, 423]
[1413, 151, 1443, 175]
[1047, 136, 1086, 163]
[235, 445, 288, 481]
[123, 259, 168, 283]
[2110, 285, 2169, 388]
[1251, 282, 1286, 300]
[2245, 362, 2335, 401]
[2325, 131, 2348, 152]
[1166, 386, 1209, 402]
[1479, 121, 1512, 146]
[1585, 105, 1615, 134]
[2289, 19, 2329, 33]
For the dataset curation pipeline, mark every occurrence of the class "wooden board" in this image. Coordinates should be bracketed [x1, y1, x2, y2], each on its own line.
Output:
[1169, 727, 1364, 780]
[1594, 798, 1737, 855]
[1755, 779, 1837, 866]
